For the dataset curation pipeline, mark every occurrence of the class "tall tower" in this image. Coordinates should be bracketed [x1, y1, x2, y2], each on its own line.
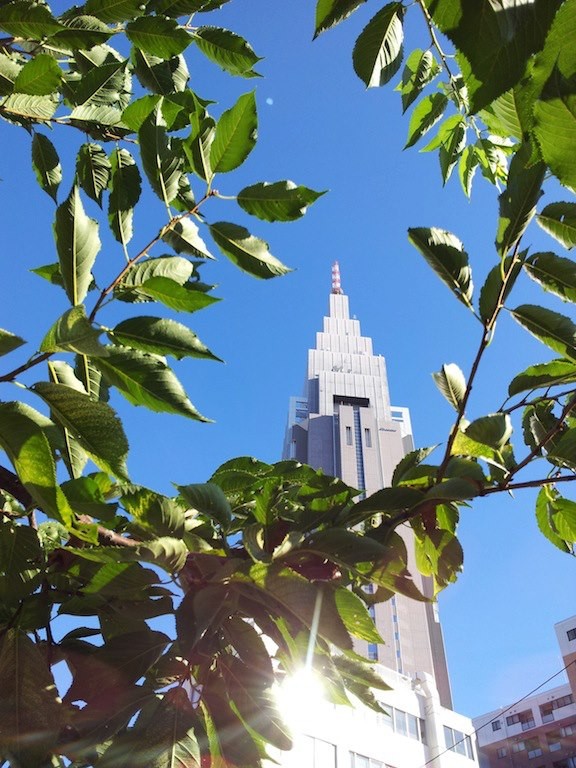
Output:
[283, 262, 453, 708]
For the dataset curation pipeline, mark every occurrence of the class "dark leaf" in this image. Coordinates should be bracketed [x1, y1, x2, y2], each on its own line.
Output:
[352, 2, 404, 88]
[408, 227, 473, 310]
[209, 221, 290, 279]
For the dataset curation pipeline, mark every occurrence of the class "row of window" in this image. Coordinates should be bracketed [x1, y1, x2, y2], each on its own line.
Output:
[492, 697, 575, 733]
[344, 425, 372, 447]
[377, 706, 427, 745]
[496, 723, 575, 759]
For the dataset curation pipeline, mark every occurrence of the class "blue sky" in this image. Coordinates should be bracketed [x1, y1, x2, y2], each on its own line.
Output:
[2, 0, 574, 718]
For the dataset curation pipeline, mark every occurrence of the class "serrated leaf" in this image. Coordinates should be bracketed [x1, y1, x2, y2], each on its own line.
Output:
[177, 482, 232, 529]
[0, 328, 25, 357]
[183, 115, 215, 182]
[76, 143, 111, 207]
[3, 92, 58, 120]
[40, 305, 105, 356]
[496, 144, 545, 257]
[92, 346, 209, 421]
[509, 360, 576, 397]
[132, 49, 189, 95]
[210, 221, 290, 279]
[71, 59, 129, 110]
[352, 2, 404, 88]
[525, 252, 576, 303]
[32, 381, 129, 480]
[408, 227, 473, 310]
[536, 486, 573, 553]
[0, 2, 62, 39]
[480, 89, 524, 141]
[432, 363, 466, 411]
[110, 316, 221, 361]
[512, 304, 576, 361]
[137, 537, 189, 573]
[51, 14, 112, 50]
[237, 181, 325, 222]
[314, 0, 366, 37]
[54, 184, 101, 306]
[210, 91, 257, 174]
[193, 26, 262, 77]
[85, 0, 145, 23]
[392, 445, 438, 486]
[399, 49, 440, 113]
[0, 51, 21, 95]
[0, 402, 73, 524]
[334, 587, 383, 643]
[31, 133, 61, 202]
[162, 218, 212, 258]
[479, 256, 523, 324]
[13, 53, 61, 96]
[138, 106, 182, 205]
[465, 414, 512, 451]
[69, 103, 125, 126]
[136, 276, 219, 312]
[108, 148, 141, 246]
[534, 65, 576, 190]
[405, 92, 447, 149]
[126, 16, 191, 58]
[458, 144, 479, 198]
[117, 255, 193, 293]
[0, 629, 64, 766]
[537, 202, 576, 250]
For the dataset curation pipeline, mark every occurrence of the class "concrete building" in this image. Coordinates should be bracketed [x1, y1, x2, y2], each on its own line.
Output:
[283, 263, 451, 708]
[274, 264, 479, 768]
[473, 616, 576, 768]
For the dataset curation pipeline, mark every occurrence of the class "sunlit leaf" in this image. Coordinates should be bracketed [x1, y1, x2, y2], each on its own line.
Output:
[408, 227, 473, 310]
[509, 359, 576, 397]
[524, 252, 576, 303]
[193, 26, 262, 77]
[76, 143, 111, 207]
[314, 0, 366, 37]
[399, 48, 440, 113]
[405, 92, 447, 149]
[31, 133, 61, 202]
[352, 2, 404, 88]
[108, 148, 141, 245]
[432, 363, 466, 411]
[237, 181, 326, 222]
[210, 91, 257, 173]
[110, 316, 221, 361]
[210, 221, 290, 279]
[512, 304, 576, 361]
[14, 53, 61, 95]
[126, 16, 191, 58]
[537, 202, 576, 250]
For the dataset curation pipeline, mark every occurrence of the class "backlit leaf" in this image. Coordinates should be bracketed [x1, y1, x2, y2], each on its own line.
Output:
[0, 328, 25, 357]
[408, 227, 473, 310]
[132, 49, 189, 95]
[108, 148, 141, 245]
[210, 221, 290, 279]
[479, 256, 523, 324]
[399, 49, 440, 113]
[0, 2, 62, 39]
[537, 202, 576, 250]
[110, 316, 221, 361]
[314, 0, 366, 37]
[162, 218, 213, 258]
[525, 252, 576, 303]
[31, 133, 61, 202]
[509, 360, 576, 397]
[76, 143, 111, 207]
[126, 16, 191, 58]
[13, 53, 61, 95]
[210, 91, 257, 173]
[237, 181, 325, 222]
[432, 363, 466, 411]
[193, 26, 262, 77]
[512, 304, 576, 360]
[138, 106, 182, 205]
[40, 305, 105, 356]
[352, 2, 404, 88]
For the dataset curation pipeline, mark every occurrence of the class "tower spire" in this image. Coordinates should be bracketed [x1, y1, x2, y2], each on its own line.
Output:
[331, 260, 343, 294]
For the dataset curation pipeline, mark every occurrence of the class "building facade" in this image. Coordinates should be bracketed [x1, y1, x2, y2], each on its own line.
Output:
[473, 616, 576, 768]
[283, 263, 452, 708]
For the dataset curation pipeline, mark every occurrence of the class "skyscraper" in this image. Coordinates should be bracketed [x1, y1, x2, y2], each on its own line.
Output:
[283, 262, 452, 708]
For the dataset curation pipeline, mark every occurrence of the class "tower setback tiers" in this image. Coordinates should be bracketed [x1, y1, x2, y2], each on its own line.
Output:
[283, 263, 453, 709]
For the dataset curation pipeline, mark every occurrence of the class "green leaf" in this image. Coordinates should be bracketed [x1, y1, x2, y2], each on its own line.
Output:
[193, 26, 262, 77]
[533, 66, 576, 190]
[548, 428, 576, 472]
[509, 360, 576, 397]
[137, 536, 189, 573]
[237, 181, 326, 222]
[314, 0, 366, 37]
[40, 305, 104, 356]
[210, 221, 290, 279]
[465, 413, 513, 451]
[176, 482, 232, 529]
[480, 89, 524, 141]
[132, 49, 189, 95]
[210, 91, 257, 174]
[32, 382, 129, 480]
[536, 486, 574, 553]
[392, 445, 438, 486]
[408, 227, 473, 310]
[0, 2, 62, 39]
[126, 16, 191, 58]
[117, 255, 193, 294]
[479, 256, 523, 324]
[31, 133, 61, 202]
[425, 0, 563, 113]
[399, 49, 440, 113]
[458, 144, 479, 198]
[511, 304, 576, 361]
[108, 148, 141, 246]
[54, 184, 101, 306]
[13, 54, 61, 96]
[405, 92, 447, 149]
[432, 363, 466, 411]
[183, 115, 215, 182]
[0, 629, 64, 766]
[0, 402, 73, 524]
[496, 144, 545, 257]
[84, 0, 146, 23]
[110, 316, 221, 361]
[352, 2, 404, 88]
[71, 59, 130, 109]
[537, 202, 576, 250]
[334, 587, 383, 643]
[138, 106, 182, 205]
[92, 346, 209, 421]
[525, 252, 576, 303]
[152, 0, 231, 14]
[51, 14, 112, 50]
[2, 93, 58, 120]
[162, 218, 213, 258]
[136, 276, 219, 312]
[0, 328, 25, 357]
[76, 143, 111, 207]
[437, 117, 467, 184]
[0, 50, 21, 96]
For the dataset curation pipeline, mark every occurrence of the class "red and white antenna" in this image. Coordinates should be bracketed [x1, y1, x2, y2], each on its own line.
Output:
[331, 261, 343, 294]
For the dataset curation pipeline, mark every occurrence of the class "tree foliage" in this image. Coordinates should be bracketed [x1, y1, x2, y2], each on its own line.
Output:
[0, 0, 574, 766]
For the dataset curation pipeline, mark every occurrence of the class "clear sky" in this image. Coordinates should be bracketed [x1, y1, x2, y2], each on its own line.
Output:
[2, 0, 574, 719]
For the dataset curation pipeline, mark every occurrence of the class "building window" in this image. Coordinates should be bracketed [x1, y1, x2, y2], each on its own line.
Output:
[444, 726, 474, 759]
[560, 724, 575, 737]
[528, 749, 543, 759]
[567, 628, 576, 641]
[394, 709, 408, 737]
[541, 695, 574, 722]
[507, 710, 535, 730]
[367, 643, 378, 661]
[346, 426, 352, 445]
[549, 742, 562, 752]
[497, 748, 507, 759]
[492, 720, 502, 731]
[350, 752, 383, 768]
[512, 742, 526, 753]
[364, 428, 372, 447]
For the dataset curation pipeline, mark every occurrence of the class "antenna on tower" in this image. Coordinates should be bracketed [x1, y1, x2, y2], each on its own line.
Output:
[331, 261, 343, 294]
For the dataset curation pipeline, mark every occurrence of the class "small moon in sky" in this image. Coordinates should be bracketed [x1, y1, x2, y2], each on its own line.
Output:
[266, 97, 274, 105]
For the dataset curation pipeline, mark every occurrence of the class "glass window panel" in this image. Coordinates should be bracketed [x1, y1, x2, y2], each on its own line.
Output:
[395, 710, 407, 736]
